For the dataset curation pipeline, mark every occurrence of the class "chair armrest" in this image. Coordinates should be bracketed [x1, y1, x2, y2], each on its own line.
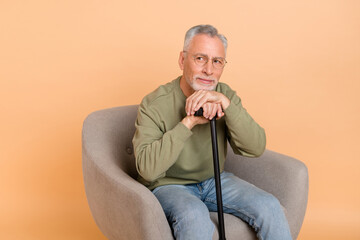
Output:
[83, 150, 173, 240]
[224, 149, 308, 239]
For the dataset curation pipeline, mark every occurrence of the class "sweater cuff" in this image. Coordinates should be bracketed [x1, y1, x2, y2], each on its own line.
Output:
[174, 122, 193, 142]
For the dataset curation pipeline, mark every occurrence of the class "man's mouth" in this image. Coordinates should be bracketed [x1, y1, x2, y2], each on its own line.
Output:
[197, 78, 214, 85]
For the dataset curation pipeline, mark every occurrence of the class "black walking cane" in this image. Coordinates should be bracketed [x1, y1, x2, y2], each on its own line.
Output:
[195, 108, 226, 240]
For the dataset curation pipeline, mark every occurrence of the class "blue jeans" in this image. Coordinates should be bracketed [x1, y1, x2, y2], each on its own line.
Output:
[152, 172, 292, 240]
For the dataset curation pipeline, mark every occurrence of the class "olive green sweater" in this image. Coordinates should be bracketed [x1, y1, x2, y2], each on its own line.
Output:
[132, 76, 266, 190]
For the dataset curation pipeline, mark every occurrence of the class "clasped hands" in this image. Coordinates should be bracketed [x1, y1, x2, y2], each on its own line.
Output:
[181, 90, 230, 130]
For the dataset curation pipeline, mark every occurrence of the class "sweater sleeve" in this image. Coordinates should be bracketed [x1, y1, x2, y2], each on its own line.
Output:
[132, 104, 193, 182]
[223, 90, 266, 157]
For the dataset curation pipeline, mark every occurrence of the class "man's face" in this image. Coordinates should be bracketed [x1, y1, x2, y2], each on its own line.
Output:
[179, 34, 226, 95]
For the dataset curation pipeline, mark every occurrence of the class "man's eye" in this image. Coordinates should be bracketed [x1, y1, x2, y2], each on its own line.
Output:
[196, 56, 205, 61]
[214, 59, 223, 64]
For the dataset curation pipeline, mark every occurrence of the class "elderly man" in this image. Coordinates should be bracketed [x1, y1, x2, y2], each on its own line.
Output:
[132, 25, 292, 240]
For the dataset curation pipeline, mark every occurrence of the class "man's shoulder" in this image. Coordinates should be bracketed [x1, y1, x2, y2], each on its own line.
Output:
[141, 77, 180, 108]
[217, 81, 231, 90]
[216, 82, 236, 95]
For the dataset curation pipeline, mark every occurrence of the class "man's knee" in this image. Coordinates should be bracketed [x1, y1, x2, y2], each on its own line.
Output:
[250, 191, 285, 221]
[170, 199, 214, 239]
[182, 201, 211, 221]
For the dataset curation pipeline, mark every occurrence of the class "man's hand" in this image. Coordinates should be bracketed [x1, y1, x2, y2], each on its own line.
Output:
[185, 90, 230, 118]
[181, 90, 230, 130]
[181, 115, 209, 130]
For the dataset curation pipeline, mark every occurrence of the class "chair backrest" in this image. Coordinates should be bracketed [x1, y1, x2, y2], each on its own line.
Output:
[82, 105, 139, 179]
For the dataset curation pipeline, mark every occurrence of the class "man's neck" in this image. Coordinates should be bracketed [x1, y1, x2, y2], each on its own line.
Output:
[179, 76, 195, 97]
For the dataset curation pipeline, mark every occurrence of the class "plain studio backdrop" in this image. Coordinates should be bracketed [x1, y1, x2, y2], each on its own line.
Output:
[0, 1, 359, 239]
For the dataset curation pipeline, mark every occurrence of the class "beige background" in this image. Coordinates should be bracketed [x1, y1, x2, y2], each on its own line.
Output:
[1, 0, 359, 239]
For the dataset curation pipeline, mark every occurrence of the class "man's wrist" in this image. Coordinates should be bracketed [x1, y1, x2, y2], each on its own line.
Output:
[181, 116, 195, 130]
[221, 95, 230, 110]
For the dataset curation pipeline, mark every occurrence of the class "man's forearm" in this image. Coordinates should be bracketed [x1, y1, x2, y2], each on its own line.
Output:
[134, 122, 192, 182]
[224, 101, 266, 157]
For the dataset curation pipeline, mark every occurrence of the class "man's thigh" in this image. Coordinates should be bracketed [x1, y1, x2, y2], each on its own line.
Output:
[204, 172, 279, 218]
[152, 184, 214, 239]
[152, 184, 208, 219]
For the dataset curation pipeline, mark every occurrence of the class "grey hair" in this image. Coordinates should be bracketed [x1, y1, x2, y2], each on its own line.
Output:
[183, 25, 228, 53]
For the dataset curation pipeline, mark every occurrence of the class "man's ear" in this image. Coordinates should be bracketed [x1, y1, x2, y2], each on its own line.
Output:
[178, 51, 185, 70]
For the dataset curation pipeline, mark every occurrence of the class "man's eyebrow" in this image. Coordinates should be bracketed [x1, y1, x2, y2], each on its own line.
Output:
[194, 53, 208, 57]
[195, 53, 225, 59]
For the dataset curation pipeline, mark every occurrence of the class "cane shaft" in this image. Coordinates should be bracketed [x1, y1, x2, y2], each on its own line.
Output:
[194, 108, 226, 240]
[210, 118, 226, 240]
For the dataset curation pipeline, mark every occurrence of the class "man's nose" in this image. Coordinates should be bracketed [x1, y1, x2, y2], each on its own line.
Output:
[202, 60, 214, 75]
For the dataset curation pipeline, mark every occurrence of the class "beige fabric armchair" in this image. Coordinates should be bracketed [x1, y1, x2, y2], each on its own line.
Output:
[82, 105, 308, 240]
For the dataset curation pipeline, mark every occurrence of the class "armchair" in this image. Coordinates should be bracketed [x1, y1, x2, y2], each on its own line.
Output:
[82, 105, 308, 240]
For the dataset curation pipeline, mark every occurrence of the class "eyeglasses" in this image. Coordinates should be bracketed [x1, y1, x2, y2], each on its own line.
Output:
[183, 51, 227, 69]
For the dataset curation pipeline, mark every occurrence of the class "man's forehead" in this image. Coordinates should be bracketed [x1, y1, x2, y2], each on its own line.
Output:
[188, 34, 225, 57]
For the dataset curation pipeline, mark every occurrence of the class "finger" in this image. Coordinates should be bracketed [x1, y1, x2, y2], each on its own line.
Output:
[188, 90, 206, 115]
[217, 104, 224, 119]
[186, 91, 197, 115]
[210, 104, 218, 120]
[185, 92, 198, 115]
[203, 103, 210, 118]
[191, 90, 207, 112]
[185, 97, 192, 116]
[203, 103, 216, 120]
[194, 91, 211, 112]
[206, 103, 214, 120]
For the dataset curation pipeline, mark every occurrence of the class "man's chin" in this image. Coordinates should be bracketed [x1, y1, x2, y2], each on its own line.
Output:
[192, 84, 216, 91]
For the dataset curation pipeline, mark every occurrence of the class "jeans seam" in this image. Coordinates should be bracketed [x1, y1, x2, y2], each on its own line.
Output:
[205, 197, 262, 238]
[171, 215, 181, 238]
[197, 184, 203, 193]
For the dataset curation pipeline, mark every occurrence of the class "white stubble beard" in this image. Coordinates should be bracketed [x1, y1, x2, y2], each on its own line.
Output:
[187, 75, 218, 91]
